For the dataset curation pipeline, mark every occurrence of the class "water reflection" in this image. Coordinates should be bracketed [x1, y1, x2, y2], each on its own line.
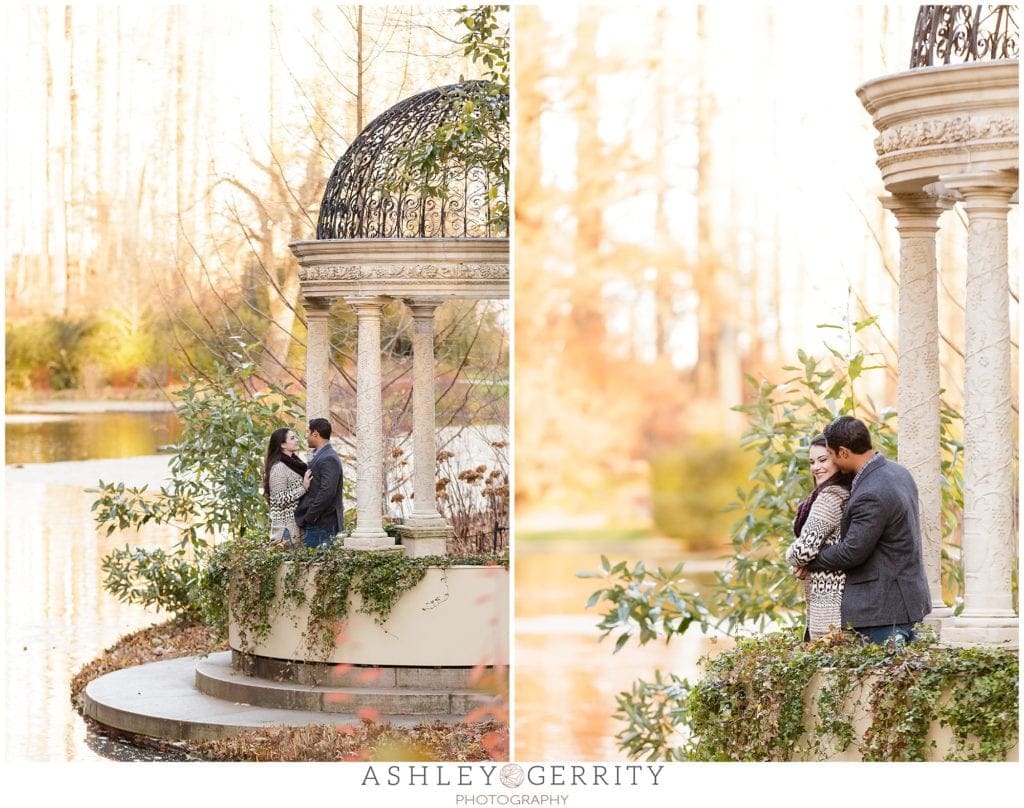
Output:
[514, 537, 731, 761]
[3, 457, 178, 761]
[5, 410, 181, 465]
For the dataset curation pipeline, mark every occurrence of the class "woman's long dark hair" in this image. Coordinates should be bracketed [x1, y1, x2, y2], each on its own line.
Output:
[263, 428, 291, 501]
[792, 434, 855, 537]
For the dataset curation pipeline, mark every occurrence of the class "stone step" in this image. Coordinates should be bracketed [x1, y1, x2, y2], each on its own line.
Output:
[196, 652, 502, 716]
[82, 654, 466, 743]
[231, 649, 492, 690]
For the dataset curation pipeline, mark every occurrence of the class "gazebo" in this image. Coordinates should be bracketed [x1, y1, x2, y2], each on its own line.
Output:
[80, 85, 511, 741]
[290, 81, 509, 557]
[208, 82, 511, 710]
[858, 5, 1018, 647]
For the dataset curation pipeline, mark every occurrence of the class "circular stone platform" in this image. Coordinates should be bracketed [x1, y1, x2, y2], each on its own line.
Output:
[82, 651, 495, 743]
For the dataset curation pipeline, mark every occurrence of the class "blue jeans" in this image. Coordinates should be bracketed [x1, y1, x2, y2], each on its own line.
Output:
[302, 520, 337, 549]
[855, 623, 915, 646]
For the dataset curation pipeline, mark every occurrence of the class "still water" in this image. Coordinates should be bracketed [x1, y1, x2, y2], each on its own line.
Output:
[4, 407, 723, 762]
[3, 409, 181, 761]
[6, 408, 181, 465]
[514, 538, 731, 761]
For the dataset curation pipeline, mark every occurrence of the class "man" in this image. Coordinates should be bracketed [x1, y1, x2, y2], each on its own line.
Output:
[799, 415, 931, 645]
[294, 417, 344, 549]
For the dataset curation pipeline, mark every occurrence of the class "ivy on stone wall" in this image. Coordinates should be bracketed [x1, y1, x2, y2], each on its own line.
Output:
[204, 538, 508, 659]
[615, 629, 1018, 762]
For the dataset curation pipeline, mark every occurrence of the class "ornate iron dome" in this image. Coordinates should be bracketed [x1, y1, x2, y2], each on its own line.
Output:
[317, 81, 508, 239]
[910, 5, 1018, 67]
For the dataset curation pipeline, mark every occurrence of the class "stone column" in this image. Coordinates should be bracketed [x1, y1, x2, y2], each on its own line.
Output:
[938, 170, 1018, 648]
[398, 299, 452, 558]
[881, 192, 954, 621]
[303, 297, 332, 423]
[345, 296, 395, 550]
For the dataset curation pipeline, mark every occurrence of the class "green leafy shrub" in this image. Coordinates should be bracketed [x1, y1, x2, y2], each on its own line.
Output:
[91, 352, 304, 622]
[577, 555, 711, 653]
[78, 305, 159, 388]
[649, 433, 754, 551]
[5, 315, 98, 390]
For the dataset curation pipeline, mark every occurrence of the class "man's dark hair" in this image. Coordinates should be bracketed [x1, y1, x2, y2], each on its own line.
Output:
[823, 415, 872, 454]
[308, 418, 332, 440]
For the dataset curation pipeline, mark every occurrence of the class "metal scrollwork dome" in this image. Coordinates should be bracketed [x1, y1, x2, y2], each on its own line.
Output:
[317, 81, 508, 239]
[910, 5, 1018, 67]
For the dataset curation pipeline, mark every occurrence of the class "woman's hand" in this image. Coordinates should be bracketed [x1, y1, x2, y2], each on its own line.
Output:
[303, 470, 313, 490]
[793, 566, 808, 579]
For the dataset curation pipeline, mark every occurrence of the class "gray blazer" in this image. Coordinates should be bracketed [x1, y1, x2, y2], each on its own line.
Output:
[294, 442, 344, 533]
[804, 455, 931, 629]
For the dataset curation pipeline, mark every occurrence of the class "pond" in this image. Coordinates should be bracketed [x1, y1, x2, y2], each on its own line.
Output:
[6, 405, 729, 763]
[5, 406, 181, 465]
[514, 536, 732, 760]
[3, 406, 182, 761]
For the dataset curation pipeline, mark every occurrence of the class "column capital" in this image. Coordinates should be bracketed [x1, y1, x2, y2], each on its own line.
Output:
[403, 297, 445, 318]
[303, 296, 333, 314]
[881, 192, 955, 232]
[347, 295, 389, 316]
[938, 170, 1018, 216]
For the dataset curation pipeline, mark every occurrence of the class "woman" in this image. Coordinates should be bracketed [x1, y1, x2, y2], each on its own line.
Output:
[263, 427, 308, 545]
[786, 434, 853, 640]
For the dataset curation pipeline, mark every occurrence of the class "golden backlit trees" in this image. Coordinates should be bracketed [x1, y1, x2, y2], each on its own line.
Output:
[513, 5, 1011, 524]
[3, 5, 489, 388]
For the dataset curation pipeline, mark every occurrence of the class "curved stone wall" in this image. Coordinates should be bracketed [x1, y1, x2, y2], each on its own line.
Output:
[228, 564, 509, 667]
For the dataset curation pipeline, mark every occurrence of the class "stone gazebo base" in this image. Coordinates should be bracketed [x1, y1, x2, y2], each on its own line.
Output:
[227, 563, 509, 667]
[223, 563, 509, 719]
[81, 563, 510, 741]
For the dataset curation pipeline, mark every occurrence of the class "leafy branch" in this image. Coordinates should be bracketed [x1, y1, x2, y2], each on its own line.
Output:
[579, 556, 711, 652]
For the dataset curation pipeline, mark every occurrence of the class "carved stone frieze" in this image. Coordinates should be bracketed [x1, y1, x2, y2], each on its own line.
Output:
[299, 263, 508, 282]
[875, 141, 1015, 175]
[874, 115, 1018, 156]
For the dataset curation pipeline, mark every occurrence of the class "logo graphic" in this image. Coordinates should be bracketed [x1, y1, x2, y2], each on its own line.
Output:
[499, 764, 525, 788]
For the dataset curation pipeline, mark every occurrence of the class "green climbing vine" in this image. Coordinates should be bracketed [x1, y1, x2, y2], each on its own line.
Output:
[613, 629, 1018, 762]
[204, 538, 507, 659]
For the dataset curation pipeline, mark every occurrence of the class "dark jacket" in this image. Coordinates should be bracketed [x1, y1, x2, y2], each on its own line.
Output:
[804, 455, 931, 629]
[294, 442, 344, 533]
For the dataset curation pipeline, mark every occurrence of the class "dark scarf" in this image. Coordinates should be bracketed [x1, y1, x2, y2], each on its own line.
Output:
[278, 452, 308, 477]
[792, 472, 850, 537]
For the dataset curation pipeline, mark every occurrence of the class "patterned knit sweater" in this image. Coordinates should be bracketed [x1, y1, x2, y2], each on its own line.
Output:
[268, 460, 305, 543]
[786, 484, 850, 639]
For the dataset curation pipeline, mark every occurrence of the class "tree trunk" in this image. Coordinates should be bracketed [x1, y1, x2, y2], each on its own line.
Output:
[256, 5, 296, 385]
[44, 6, 68, 315]
[93, 6, 108, 306]
[65, 6, 83, 309]
[572, 12, 606, 351]
[693, 5, 717, 400]
[356, 6, 364, 133]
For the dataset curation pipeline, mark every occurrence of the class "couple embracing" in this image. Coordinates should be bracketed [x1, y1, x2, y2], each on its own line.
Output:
[262, 417, 345, 549]
[787, 415, 931, 646]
